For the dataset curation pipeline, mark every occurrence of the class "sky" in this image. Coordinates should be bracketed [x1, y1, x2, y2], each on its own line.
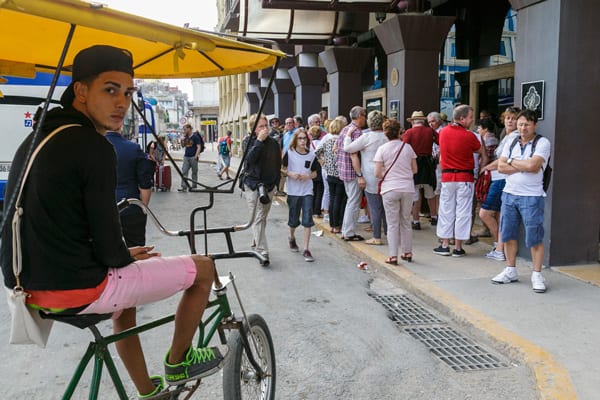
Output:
[103, 0, 219, 100]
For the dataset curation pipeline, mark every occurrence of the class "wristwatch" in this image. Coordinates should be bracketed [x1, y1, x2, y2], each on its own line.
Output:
[356, 172, 363, 177]
[507, 158, 514, 165]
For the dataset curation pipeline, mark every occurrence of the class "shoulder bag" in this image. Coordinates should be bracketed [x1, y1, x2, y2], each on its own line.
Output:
[377, 142, 406, 195]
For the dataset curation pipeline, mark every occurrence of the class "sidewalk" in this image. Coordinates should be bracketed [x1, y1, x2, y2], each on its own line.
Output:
[175, 144, 598, 399]
[315, 215, 599, 400]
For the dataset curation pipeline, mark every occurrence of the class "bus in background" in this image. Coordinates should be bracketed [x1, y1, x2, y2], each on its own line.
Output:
[0, 73, 69, 211]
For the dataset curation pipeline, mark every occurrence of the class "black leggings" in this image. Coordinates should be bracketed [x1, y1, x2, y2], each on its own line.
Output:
[327, 175, 347, 229]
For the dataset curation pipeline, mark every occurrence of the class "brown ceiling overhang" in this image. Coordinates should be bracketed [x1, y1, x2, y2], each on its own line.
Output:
[261, 0, 405, 13]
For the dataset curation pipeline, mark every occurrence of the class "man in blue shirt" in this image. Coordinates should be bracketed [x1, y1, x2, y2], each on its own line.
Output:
[105, 131, 155, 247]
[179, 124, 201, 191]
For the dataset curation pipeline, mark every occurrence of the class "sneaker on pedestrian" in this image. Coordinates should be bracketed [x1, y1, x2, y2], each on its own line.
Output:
[412, 222, 421, 230]
[138, 375, 167, 399]
[177, 188, 187, 192]
[531, 272, 546, 293]
[430, 216, 438, 226]
[452, 248, 466, 257]
[485, 249, 506, 261]
[433, 245, 450, 256]
[303, 249, 314, 262]
[288, 237, 299, 252]
[357, 215, 370, 224]
[491, 267, 518, 284]
[164, 346, 224, 385]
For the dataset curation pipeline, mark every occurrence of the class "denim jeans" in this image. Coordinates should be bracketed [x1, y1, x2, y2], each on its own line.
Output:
[287, 195, 315, 228]
[500, 192, 544, 248]
[365, 191, 387, 239]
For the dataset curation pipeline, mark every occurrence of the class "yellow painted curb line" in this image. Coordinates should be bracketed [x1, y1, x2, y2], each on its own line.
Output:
[317, 223, 577, 400]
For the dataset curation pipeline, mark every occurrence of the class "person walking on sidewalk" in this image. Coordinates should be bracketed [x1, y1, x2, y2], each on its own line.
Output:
[242, 113, 282, 261]
[434, 105, 488, 257]
[491, 109, 551, 293]
[217, 130, 232, 180]
[178, 124, 201, 191]
[0, 45, 221, 399]
[374, 119, 417, 265]
[282, 128, 319, 262]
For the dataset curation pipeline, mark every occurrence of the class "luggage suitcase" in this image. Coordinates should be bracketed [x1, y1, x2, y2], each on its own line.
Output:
[155, 164, 171, 191]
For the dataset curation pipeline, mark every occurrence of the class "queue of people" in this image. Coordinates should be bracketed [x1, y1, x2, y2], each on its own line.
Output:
[250, 103, 551, 293]
[118, 101, 551, 293]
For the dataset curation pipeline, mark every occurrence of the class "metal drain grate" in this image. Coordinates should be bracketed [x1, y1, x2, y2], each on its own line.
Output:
[404, 326, 509, 371]
[369, 294, 444, 325]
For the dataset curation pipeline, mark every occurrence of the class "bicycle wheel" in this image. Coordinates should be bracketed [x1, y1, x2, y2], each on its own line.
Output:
[223, 314, 276, 400]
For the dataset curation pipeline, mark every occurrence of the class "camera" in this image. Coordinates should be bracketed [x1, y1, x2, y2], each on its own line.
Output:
[257, 183, 270, 204]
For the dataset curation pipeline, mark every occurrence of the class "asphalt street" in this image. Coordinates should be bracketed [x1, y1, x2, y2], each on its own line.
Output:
[0, 159, 538, 399]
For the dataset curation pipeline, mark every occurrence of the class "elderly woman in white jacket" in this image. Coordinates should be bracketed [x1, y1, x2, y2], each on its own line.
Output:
[343, 110, 389, 245]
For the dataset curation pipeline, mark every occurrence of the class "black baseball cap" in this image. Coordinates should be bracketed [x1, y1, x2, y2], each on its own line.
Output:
[60, 45, 134, 107]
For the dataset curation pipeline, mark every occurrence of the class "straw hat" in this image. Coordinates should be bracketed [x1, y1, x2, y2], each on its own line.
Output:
[439, 112, 449, 122]
[406, 111, 427, 123]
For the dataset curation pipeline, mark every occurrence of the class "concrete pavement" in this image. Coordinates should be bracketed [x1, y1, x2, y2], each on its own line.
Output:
[205, 144, 599, 400]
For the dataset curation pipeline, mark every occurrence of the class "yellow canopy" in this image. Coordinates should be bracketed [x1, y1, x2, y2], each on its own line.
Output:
[0, 0, 284, 79]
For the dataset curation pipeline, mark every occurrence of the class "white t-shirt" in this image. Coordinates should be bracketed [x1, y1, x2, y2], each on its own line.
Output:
[344, 130, 389, 194]
[491, 130, 519, 181]
[283, 149, 317, 196]
[373, 140, 417, 195]
[501, 134, 551, 196]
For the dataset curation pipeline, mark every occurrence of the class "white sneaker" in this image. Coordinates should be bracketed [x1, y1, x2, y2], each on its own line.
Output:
[485, 250, 506, 261]
[531, 272, 546, 293]
[357, 215, 370, 224]
[491, 267, 518, 284]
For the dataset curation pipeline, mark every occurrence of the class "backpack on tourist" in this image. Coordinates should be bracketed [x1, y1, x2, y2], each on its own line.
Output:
[219, 139, 229, 156]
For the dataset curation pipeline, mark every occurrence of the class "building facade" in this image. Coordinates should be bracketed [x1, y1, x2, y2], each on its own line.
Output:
[214, 0, 600, 267]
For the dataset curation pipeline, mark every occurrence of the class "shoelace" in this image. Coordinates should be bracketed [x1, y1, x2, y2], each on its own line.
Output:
[188, 347, 216, 365]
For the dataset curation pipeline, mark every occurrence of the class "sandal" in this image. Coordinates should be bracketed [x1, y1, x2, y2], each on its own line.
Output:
[364, 226, 373, 232]
[342, 235, 364, 241]
[365, 238, 382, 245]
[385, 256, 398, 265]
[400, 253, 413, 263]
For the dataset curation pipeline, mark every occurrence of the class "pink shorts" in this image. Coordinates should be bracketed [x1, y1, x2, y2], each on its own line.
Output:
[78, 255, 196, 318]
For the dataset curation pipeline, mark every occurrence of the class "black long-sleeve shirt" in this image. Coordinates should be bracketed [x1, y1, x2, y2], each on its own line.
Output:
[243, 136, 281, 191]
[1, 107, 133, 290]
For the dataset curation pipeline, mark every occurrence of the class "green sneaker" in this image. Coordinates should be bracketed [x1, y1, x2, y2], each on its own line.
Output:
[137, 375, 166, 399]
[164, 346, 224, 385]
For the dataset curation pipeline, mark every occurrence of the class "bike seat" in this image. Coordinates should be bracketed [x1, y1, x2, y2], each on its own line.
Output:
[40, 312, 113, 329]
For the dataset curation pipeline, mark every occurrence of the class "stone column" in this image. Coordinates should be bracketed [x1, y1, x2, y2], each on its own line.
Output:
[509, 0, 600, 266]
[288, 45, 327, 122]
[245, 71, 260, 115]
[319, 47, 372, 118]
[373, 15, 455, 127]
[258, 68, 275, 116]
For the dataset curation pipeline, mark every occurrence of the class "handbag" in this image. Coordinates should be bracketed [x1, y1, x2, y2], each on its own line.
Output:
[6, 124, 78, 347]
[475, 169, 492, 202]
[377, 142, 406, 195]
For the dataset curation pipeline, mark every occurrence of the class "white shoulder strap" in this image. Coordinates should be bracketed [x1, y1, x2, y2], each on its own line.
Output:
[11, 124, 80, 286]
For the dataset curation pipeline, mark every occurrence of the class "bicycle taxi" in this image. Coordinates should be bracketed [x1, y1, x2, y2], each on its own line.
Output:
[0, 1, 284, 398]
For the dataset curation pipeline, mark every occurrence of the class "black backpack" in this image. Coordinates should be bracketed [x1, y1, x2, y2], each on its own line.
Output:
[508, 134, 552, 191]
